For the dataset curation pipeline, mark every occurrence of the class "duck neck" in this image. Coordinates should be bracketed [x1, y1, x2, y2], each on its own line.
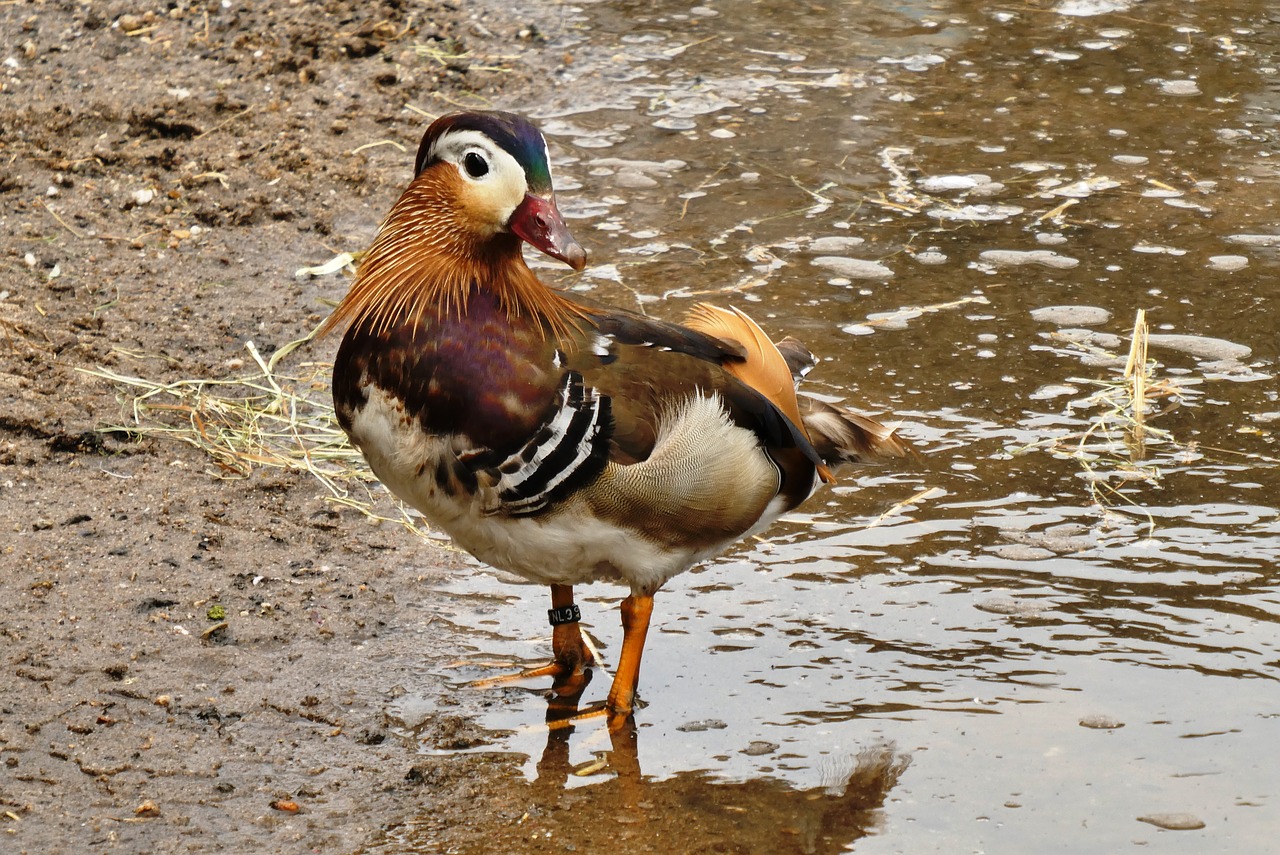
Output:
[322, 181, 589, 341]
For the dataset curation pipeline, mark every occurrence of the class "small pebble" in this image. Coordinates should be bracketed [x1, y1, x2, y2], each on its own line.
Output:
[1137, 812, 1205, 830]
[1157, 79, 1201, 96]
[808, 236, 866, 253]
[1225, 234, 1280, 247]
[1029, 383, 1079, 401]
[676, 719, 728, 733]
[975, 595, 1050, 614]
[985, 545, 1055, 562]
[1045, 328, 1123, 349]
[811, 256, 894, 279]
[653, 117, 696, 131]
[1145, 334, 1251, 361]
[615, 170, 658, 189]
[1206, 255, 1248, 272]
[928, 204, 1024, 222]
[918, 174, 986, 192]
[1029, 305, 1111, 326]
[980, 250, 1079, 269]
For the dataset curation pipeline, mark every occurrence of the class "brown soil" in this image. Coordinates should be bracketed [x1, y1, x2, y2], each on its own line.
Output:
[0, 3, 903, 852]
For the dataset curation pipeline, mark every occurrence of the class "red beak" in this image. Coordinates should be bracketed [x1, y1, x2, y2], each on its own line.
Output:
[508, 194, 587, 271]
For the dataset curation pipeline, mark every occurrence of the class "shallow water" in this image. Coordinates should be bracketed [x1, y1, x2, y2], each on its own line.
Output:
[393, 0, 1279, 851]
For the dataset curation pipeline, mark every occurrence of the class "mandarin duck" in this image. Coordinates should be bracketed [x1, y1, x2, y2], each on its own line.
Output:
[324, 111, 910, 728]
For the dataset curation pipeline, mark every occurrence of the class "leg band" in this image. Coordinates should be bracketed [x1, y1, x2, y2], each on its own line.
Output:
[548, 605, 581, 626]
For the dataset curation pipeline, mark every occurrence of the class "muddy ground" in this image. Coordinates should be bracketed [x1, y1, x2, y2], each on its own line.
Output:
[0, 2, 903, 853]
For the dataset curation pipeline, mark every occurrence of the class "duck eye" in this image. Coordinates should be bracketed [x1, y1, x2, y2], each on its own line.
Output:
[463, 151, 490, 178]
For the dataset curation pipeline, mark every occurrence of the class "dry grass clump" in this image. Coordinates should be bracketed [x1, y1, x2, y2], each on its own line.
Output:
[1013, 310, 1199, 525]
[81, 326, 444, 544]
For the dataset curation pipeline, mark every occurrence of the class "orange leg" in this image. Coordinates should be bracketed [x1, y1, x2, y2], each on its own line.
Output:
[469, 584, 595, 697]
[604, 593, 654, 729]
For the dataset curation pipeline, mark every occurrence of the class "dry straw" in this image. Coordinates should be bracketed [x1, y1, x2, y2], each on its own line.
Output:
[1011, 309, 1196, 528]
[80, 324, 447, 545]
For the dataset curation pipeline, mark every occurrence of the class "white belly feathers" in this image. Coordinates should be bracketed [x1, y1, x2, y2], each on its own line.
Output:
[347, 384, 784, 594]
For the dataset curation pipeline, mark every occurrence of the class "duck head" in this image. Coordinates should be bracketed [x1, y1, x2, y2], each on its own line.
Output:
[414, 111, 588, 271]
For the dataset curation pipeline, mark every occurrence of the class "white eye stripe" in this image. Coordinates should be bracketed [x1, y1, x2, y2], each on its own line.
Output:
[425, 128, 530, 226]
[428, 130, 519, 183]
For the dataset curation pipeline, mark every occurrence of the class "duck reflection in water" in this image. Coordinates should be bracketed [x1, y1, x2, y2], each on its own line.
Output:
[525, 670, 910, 854]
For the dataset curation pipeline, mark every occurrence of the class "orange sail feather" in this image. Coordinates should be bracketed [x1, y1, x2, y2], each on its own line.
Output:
[684, 303, 835, 483]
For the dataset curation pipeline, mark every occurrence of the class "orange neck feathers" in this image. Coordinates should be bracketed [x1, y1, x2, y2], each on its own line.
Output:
[319, 171, 590, 341]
